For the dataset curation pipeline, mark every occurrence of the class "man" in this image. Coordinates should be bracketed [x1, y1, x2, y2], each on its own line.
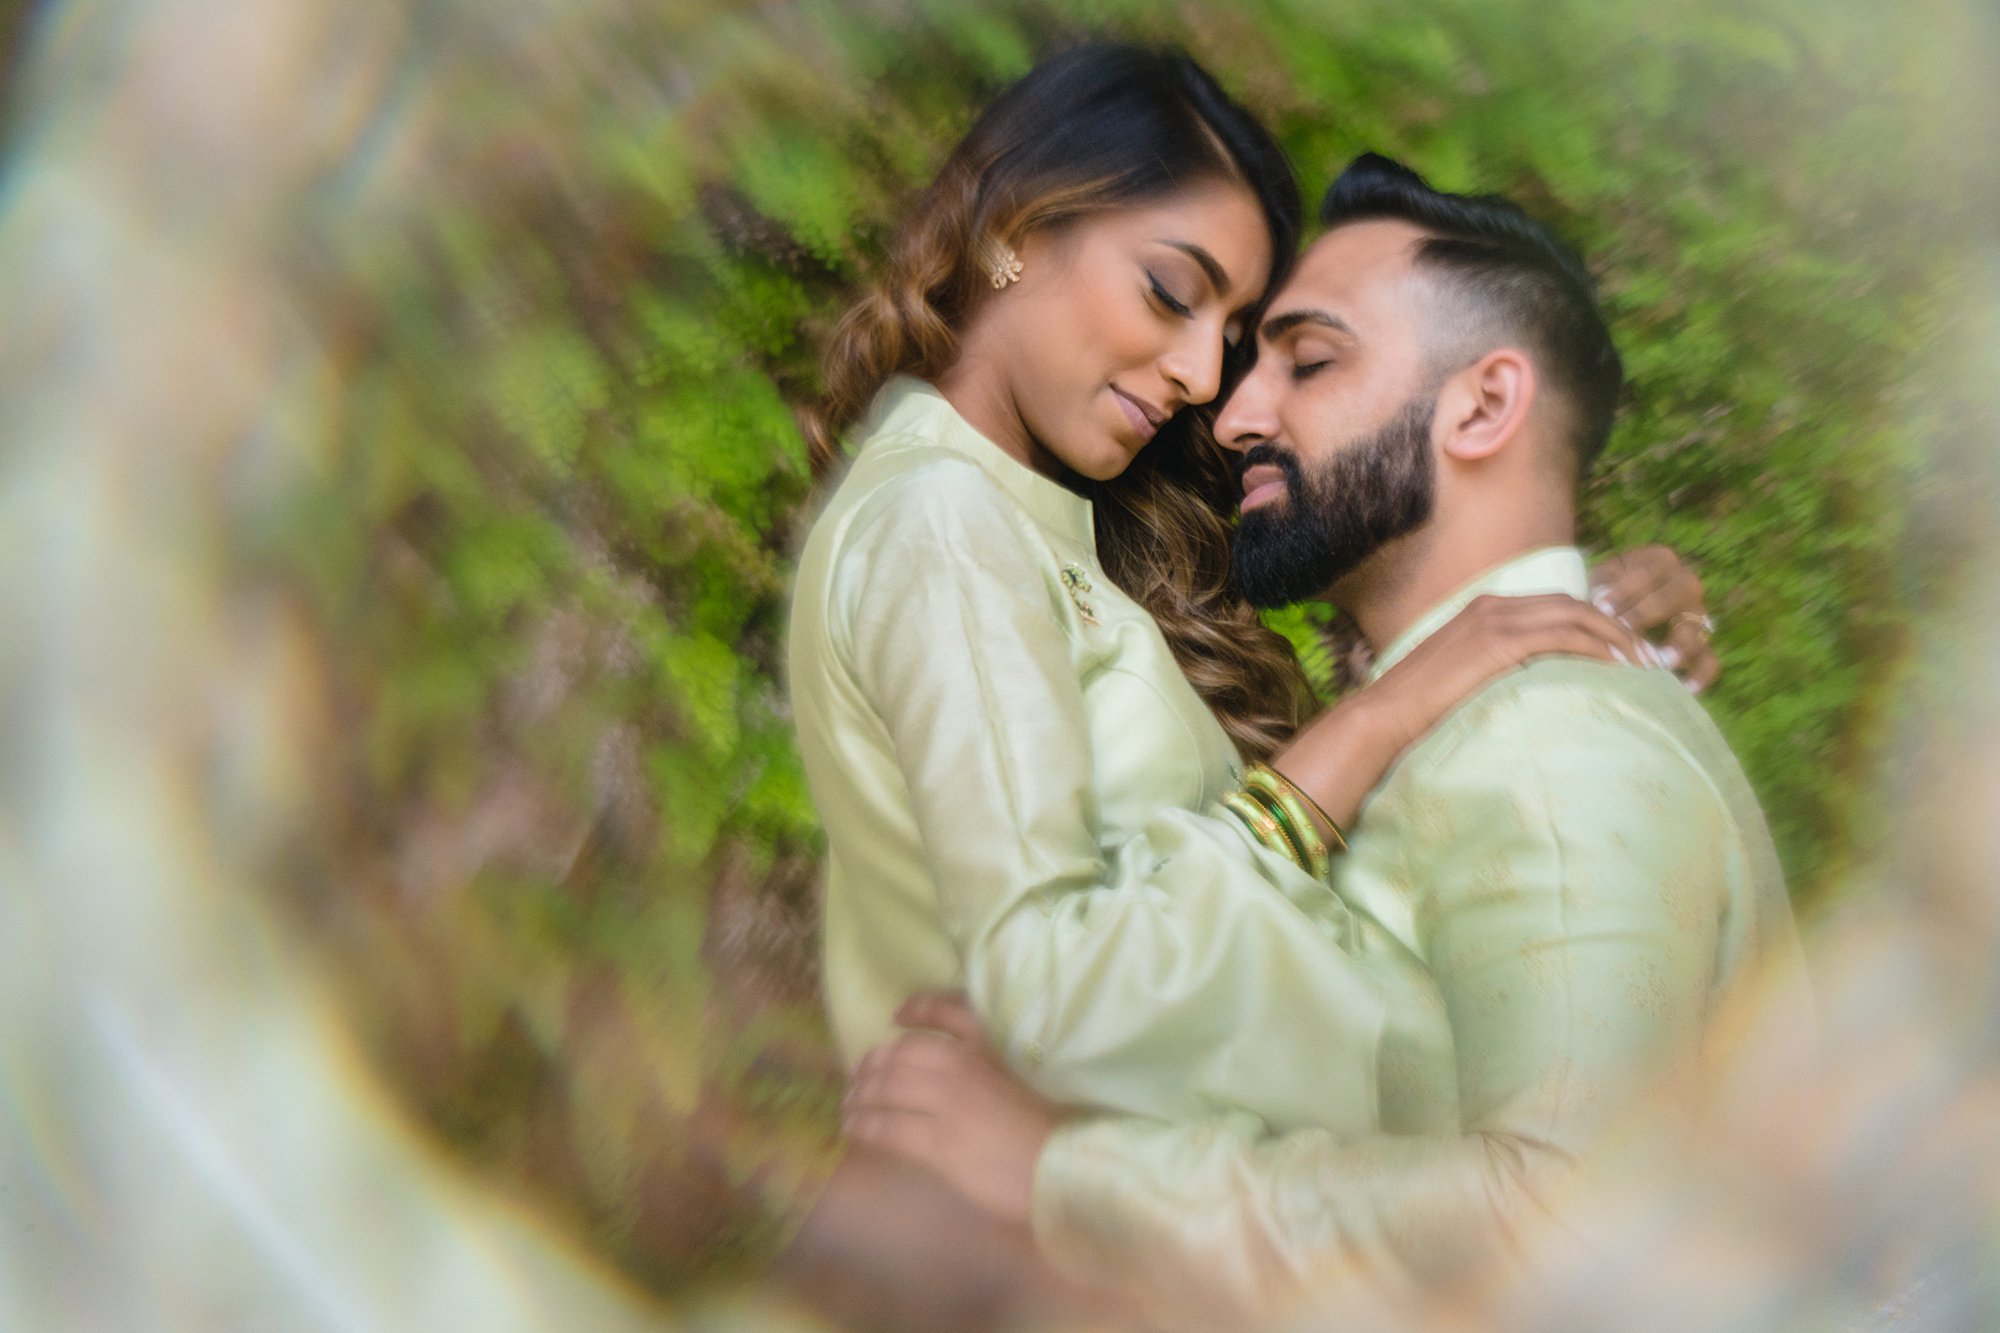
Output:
[841, 154, 1809, 1314]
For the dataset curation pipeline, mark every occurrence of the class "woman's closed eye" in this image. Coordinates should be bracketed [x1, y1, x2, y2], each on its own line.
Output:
[1146, 271, 1194, 318]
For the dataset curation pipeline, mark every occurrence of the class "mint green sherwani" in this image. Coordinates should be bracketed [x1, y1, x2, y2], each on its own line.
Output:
[1031, 548, 1809, 1310]
[788, 378, 1385, 1136]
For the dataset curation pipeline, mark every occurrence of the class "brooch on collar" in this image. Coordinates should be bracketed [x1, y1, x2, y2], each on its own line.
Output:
[1060, 563, 1100, 626]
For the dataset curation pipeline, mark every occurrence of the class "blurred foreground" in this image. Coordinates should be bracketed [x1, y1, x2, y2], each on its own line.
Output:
[2, 0, 1997, 1328]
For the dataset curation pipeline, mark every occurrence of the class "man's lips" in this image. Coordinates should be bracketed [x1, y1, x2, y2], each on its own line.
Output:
[1111, 387, 1166, 442]
[1240, 463, 1287, 511]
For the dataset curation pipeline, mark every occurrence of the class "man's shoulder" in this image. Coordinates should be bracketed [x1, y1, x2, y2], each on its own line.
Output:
[1470, 654, 1719, 729]
[1352, 658, 1753, 904]
[1357, 653, 1794, 970]
[1395, 656, 1740, 797]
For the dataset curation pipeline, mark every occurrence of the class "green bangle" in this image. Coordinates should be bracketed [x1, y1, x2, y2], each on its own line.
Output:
[1274, 791, 1333, 880]
[1244, 768, 1331, 880]
[1254, 786, 1320, 875]
[1222, 789, 1310, 873]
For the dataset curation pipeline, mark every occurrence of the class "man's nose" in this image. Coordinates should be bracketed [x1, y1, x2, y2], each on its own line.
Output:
[1212, 361, 1278, 453]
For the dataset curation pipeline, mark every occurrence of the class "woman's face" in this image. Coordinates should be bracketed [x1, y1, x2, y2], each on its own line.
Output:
[948, 183, 1273, 483]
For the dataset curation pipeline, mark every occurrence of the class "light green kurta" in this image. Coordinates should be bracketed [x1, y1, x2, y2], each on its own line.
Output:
[787, 377, 1385, 1134]
[1031, 548, 1810, 1310]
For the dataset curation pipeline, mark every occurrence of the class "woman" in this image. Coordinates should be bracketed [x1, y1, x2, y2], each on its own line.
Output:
[788, 44, 1706, 1141]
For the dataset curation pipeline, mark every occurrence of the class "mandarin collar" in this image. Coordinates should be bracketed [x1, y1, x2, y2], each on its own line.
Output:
[865, 377, 1099, 556]
[1367, 546, 1590, 682]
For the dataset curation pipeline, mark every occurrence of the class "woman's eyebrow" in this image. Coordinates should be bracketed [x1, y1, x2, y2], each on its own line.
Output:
[1157, 240, 1231, 295]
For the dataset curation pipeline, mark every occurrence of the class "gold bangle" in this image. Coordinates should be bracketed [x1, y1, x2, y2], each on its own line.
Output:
[1248, 763, 1349, 857]
[1248, 780, 1312, 872]
[1243, 768, 1331, 878]
[1253, 763, 1342, 843]
[1223, 789, 1298, 866]
[1222, 789, 1310, 874]
[1274, 790, 1334, 879]
[1239, 771, 1322, 876]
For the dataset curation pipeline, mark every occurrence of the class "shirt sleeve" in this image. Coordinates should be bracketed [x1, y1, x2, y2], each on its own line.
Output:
[834, 457, 1384, 1135]
[1029, 677, 1736, 1313]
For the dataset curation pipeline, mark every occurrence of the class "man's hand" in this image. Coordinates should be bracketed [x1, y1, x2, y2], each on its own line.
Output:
[843, 991, 1063, 1230]
[774, 1144, 1101, 1333]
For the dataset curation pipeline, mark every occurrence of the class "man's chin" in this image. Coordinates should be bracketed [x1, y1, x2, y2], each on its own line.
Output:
[1232, 556, 1333, 609]
[1232, 527, 1361, 609]
[1234, 501, 1291, 539]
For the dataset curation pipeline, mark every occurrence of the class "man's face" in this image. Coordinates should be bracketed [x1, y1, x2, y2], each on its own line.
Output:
[1218, 220, 1443, 608]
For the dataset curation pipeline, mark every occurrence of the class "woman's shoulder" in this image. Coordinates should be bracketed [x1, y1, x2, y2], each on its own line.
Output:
[824, 436, 1040, 556]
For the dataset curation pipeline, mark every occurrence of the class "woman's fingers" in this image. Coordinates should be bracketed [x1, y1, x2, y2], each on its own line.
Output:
[1661, 615, 1705, 662]
[1510, 593, 1722, 687]
[1598, 549, 1704, 633]
[1667, 619, 1722, 693]
[1475, 594, 1646, 664]
[1549, 597, 1647, 661]
[1509, 618, 1632, 666]
[1686, 652, 1722, 693]
[1367, 589, 1703, 769]
[1588, 548, 1722, 687]
[1619, 573, 1702, 633]
[1591, 545, 1687, 624]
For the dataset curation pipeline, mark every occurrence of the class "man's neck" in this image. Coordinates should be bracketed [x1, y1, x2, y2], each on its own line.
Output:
[1335, 506, 1577, 655]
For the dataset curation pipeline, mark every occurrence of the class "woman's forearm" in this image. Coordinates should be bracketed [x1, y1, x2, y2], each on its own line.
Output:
[1265, 691, 1404, 833]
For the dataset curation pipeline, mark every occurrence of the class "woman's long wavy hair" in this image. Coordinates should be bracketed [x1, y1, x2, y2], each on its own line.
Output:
[801, 42, 1315, 758]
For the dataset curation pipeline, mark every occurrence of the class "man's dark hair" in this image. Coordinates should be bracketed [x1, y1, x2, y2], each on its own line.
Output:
[1319, 152, 1622, 475]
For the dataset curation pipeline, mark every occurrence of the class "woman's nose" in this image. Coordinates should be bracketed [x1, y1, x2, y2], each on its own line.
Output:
[1159, 327, 1225, 408]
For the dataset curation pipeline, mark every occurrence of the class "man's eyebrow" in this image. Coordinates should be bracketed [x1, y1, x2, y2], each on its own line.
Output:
[1160, 240, 1232, 295]
[1259, 308, 1355, 342]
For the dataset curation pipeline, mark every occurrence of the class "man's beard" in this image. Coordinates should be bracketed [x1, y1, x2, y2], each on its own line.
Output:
[1230, 396, 1438, 609]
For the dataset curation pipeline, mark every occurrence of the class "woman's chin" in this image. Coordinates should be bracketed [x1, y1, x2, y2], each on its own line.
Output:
[1066, 437, 1143, 483]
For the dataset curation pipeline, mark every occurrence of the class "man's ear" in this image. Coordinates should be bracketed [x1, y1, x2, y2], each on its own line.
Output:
[1434, 347, 1536, 462]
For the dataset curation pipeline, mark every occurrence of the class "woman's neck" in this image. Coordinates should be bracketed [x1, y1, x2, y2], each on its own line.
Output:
[932, 359, 1066, 482]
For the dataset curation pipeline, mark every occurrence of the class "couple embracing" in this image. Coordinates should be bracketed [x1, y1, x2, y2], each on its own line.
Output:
[784, 41, 1807, 1319]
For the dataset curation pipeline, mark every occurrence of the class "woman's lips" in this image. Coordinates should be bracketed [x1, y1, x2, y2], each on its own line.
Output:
[1111, 387, 1163, 443]
[1240, 463, 1287, 512]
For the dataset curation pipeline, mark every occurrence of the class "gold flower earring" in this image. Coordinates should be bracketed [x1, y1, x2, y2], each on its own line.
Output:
[985, 241, 1024, 290]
